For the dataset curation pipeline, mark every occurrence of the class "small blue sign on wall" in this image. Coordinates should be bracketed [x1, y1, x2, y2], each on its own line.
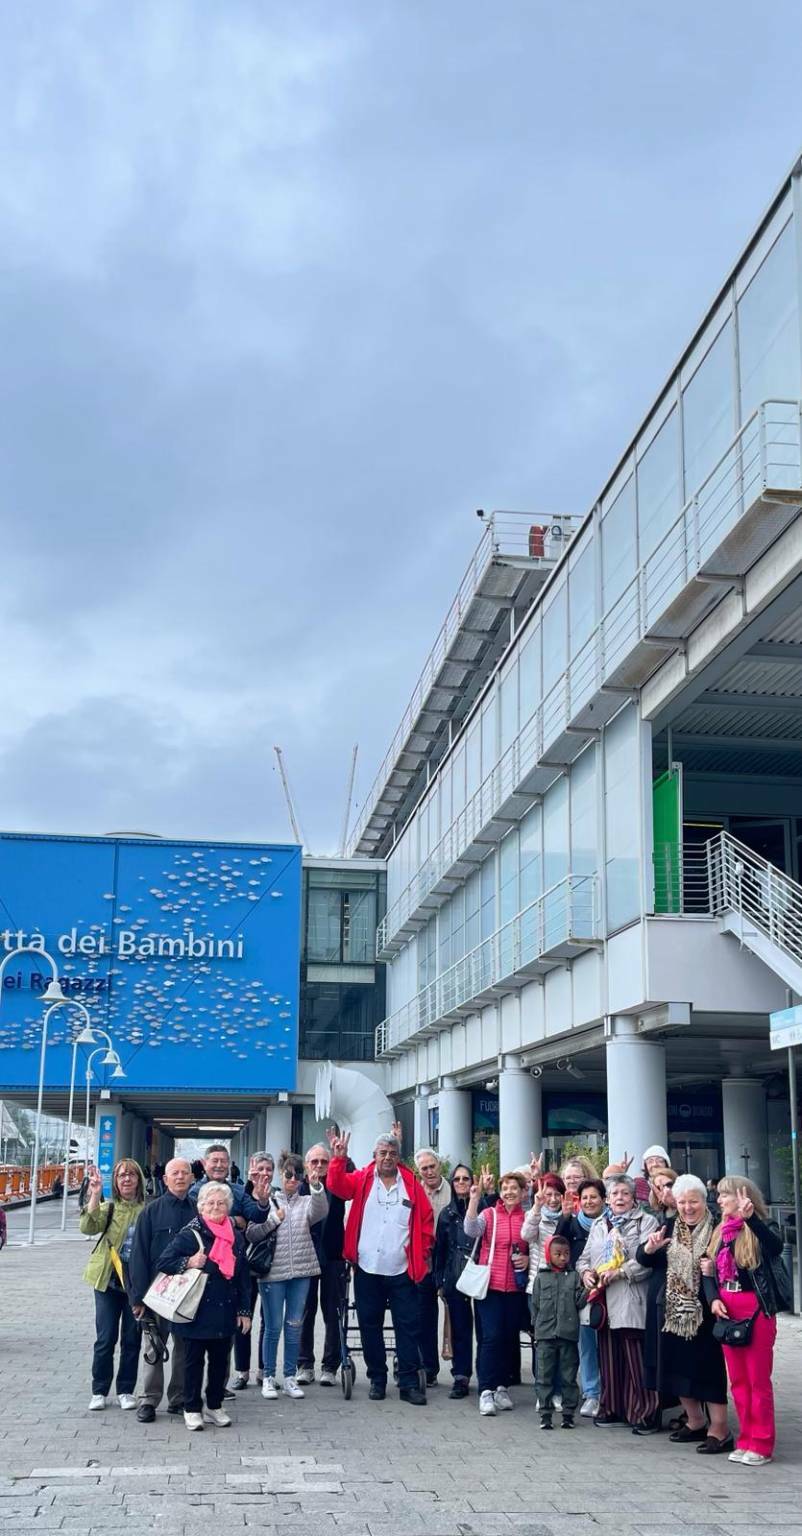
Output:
[97, 1114, 117, 1198]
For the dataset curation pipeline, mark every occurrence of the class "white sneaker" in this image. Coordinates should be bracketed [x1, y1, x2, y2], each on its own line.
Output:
[184, 1411, 204, 1431]
[479, 1390, 497, 1416]
[494, 1386, 513, 1411]
[261, 1377, 278, 1400]
[282, 1376, 305, 1398]
[742, 1451, 772, 1465]
[231, 1372, 249, 1390]
[88, 1394, 106, 1411]
[203, 1408, 232, 1427]
[295, 1366, 315, 1384]
[118, 1394, 137, 1411]
[580, 1396, 600, 1417]
[729, 1449, 747, 1462]
[319, 1369, 338, 1386]
[552, 1394, 563, 1410]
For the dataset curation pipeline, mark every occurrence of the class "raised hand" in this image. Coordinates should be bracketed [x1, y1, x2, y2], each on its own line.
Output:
[468, 1182, 480, 1203]
[645, 1226, 671, 1253]
[736, 1189, 754, 1220]
[480, 1164, 495, 1192]
[618, 1150, 634, 1173]
[275, 1205, 287, 1223]
[562, 1190, 575, 1215]
[529, 1151, 543, 1180]
[88, 1167, 103, 1196]
[391, 1119, 403, 1144]
[327, 1127, 350, 1160]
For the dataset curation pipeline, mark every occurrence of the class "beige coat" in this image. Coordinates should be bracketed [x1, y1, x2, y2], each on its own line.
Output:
[246, 1185, 328, 1283]
[575, 1209, 658, 1329]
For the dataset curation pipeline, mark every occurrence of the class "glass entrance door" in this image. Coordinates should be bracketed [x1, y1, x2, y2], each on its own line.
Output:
[729, 817, 791, 874]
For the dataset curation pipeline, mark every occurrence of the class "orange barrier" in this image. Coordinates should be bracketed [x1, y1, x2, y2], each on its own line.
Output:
[0, 1161, 86, 1205]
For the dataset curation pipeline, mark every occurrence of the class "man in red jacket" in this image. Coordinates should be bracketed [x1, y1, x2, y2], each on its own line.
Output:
[327, 1128, 433, 1405]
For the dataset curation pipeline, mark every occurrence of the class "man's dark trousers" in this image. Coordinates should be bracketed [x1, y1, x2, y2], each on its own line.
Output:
[298, 1259, 347, 1374]
[353, 1267, 422, 1391]
[417, 1270, 439, 1376]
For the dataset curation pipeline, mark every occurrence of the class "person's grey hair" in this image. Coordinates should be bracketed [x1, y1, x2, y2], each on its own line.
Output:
[165, 1157, 192, 1173]
[252, 1150, 275, 1167]
[204, 1143, 229, 1159]
[672, 1174, 707, 1200]
[606, 1174, 636, 1196]
[414, 1147, 440, 1167]
[305, 1143, 329, 1162]
[374, 1133, 401, 1154]
[197, 1179, 233, 1213]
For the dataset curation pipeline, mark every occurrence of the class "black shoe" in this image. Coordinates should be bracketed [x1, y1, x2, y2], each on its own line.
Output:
[425, 1372, 439, 1387]
[594, 1412, 625, 1427]
[540, 1414, 553, 1430]
[696, 1434, 734, 1455]
[669, 1424, 708, 1443]
[223, 1388, 235, 1402]
[136, 1403, 156, 1423]
[368, 1381, 387, 1401]
[399, 1387, 427, 1406]
[166, 1403, 184, 1415]
[449, 1379, 469, 1400]
[561, 1415, 574, 1430]
[632, 1418, 662, 1436]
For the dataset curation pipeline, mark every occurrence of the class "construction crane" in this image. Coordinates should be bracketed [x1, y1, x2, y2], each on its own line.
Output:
[273, 746, 311, 852]
[338, 744, 359, 858]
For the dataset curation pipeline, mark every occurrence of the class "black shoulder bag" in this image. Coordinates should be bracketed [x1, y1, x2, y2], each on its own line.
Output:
[246, 1198, 280, 1279]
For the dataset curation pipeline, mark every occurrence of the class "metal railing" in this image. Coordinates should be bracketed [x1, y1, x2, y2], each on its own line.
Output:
[377, 400, 802, 956]
[375, 873, 598, 1056]
[653, 842, 716, 915]
[347, 511, 580, 857]
[707, 831, 802, 974]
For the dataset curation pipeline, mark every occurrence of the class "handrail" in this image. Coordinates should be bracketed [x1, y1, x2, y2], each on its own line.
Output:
[347, 511, 579, 856]
[377, 399, 802, 954]
[708, 830, 802, 972]
[375, 873, 598, 1056]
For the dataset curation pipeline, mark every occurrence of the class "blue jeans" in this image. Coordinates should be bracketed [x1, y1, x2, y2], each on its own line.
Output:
[92, 1285, 141, 1397]
[579, 1322, 600, 1399]
[259, 1277, 310, 1379]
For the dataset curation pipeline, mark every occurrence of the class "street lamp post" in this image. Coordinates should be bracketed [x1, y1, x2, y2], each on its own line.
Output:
[0, 945, 66, 1245]
[58, 1002, 98, 1232]
[84, 1046, 126, 1185]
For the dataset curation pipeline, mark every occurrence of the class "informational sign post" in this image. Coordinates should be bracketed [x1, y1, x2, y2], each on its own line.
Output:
[769, 1004, 802, 1313]
[97, 1114, 117, 1198]
[769, 1005, 802, 1051]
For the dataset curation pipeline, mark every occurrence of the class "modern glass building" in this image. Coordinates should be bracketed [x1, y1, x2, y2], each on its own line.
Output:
[348, 154, 802, 1201]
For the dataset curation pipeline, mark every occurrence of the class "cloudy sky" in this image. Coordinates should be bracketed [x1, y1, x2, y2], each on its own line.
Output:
[0, 2, 800, 855]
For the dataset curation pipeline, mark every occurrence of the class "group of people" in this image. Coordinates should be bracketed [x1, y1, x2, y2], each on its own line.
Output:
[78, 1131, 788, 1464]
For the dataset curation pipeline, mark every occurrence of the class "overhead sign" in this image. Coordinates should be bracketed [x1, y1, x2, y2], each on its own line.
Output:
[769, 1004, 802, 1051]
[0, 833, 302, 1094]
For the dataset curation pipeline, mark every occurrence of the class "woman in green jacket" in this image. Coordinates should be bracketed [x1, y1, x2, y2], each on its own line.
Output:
[79, 1159, 146, 1411]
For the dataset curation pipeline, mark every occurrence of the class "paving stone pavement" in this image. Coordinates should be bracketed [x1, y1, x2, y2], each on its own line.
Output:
[2, 1200, 801, 1536]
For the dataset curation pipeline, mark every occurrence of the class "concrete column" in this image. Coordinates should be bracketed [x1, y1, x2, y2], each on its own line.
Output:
[265, 1104, 293, 1158]
[436, 1079, 472, 1168]
[499, 1058, 542, 1171]
[413, 1086, 432, 1151]
[722, 1078, 769, 1187]
[605, 1018, 667, 1165]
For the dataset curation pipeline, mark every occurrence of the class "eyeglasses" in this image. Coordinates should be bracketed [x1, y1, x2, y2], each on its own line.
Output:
[452, 1175, 471, 1183]
[283, 1170, 300, 1180]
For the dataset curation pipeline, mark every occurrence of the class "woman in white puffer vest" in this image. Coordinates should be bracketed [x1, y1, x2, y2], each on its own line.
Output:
[246, 1152, 328, 1401]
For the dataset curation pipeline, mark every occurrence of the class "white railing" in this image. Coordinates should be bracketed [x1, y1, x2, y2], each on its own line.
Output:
[653, 841, 716, 915]
[377, 400, 802, 955]
[347, 511, 579, 857]
[374, 873, 598, 1056]
[707, 831, 802, 973]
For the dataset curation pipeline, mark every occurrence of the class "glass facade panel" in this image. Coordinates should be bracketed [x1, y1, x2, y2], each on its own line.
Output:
[738, 220, 800, 422]
[481, 695, 497, 778]
[466, 722, 481, 800]
[637, 405, 680, 563]
[480, 851, 496, 939]
[452, 743, 466, 818]
[542, 582, 567, 695]
[519, 626, 541, 726]
[682, 318, 735, 495]
[499, 829, 520, 925]
[601, 475, 636, 612]
[417, 915, 437, 990]
[604, 705, 640, 931]
[465, 867, 481, 952]
[520, 802, 542, 907]
[500, 659, 519, 754]
[543, 776, 569, 948]
[307, 889, 342, 962]
[300, 976, 386, 1062]
[569, 533, 596, 656]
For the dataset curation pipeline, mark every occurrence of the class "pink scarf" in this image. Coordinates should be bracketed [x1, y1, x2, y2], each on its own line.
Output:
[716, 1215, 743, 1285]
[202, 1215, 235, 1279]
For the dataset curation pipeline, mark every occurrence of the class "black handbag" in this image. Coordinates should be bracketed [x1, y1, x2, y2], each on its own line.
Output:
[245, 1199, 279, 1279]
[712, 1310, 756, 1347]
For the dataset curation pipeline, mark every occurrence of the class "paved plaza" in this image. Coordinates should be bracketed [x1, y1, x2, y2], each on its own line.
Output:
[2, 1201, 802, 1536]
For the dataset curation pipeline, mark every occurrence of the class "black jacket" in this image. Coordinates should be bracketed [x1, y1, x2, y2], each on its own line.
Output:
[702, 1213, 785, 1318]
[299, 1176, 345, 1264]
[434, 1198, 474, 1291]
[555, 1213, 596, 1269]
[128, 1191, 195, 1305]
[158, 1215, 251, 1339]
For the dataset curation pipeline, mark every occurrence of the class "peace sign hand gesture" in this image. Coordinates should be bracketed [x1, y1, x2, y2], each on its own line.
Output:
[327, 1127, 351, 1161]
[736, 1189, 754, 1220]
[480, 1164, 495, 1193]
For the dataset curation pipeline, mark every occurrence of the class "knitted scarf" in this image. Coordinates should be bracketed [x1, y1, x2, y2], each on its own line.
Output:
[663, 1213, 713, 1339]
[576, 1209, 596, 1233]
[715, 1215, 743, 1285]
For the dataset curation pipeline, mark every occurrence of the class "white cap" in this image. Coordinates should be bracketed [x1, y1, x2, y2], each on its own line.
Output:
[642, 1144, 670, 1165]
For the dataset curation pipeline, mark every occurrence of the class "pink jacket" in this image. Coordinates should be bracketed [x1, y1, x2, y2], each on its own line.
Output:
[464, 1203, 528, 1292]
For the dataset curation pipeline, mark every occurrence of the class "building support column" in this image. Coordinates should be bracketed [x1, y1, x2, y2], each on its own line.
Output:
[265, 1103, 293, 1159]
[722, 1078, 769, 1187]
[499, 1057, 542, 1172]
[605, 1018, 667, 1165]
[437, 1079, 472, 1168]
[413, 1086, 431, 1151]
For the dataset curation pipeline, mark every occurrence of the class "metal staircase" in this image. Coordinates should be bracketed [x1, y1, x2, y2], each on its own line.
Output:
[707, 831, 802, 997]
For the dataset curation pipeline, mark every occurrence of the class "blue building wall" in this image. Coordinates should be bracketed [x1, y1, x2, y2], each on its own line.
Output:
[0, 833, 302, 1094]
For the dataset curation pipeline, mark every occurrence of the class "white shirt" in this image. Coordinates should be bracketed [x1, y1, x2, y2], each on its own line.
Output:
[357, 1170, 411, 1276]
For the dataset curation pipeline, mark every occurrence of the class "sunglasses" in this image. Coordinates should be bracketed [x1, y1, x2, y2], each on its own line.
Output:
[283, 1170, 300, 1180]
[453, 1175, 471, 1183]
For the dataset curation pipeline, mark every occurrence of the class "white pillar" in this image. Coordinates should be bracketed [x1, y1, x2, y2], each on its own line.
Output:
[265, 1103, 293, 1158]
[437, 1079, 472, 1168]
[722, 1078, 769, 1187]
[499, 1058, 542, 1171]
[413, 1086, 432, 1150]
[605, 1018, 667, 1165]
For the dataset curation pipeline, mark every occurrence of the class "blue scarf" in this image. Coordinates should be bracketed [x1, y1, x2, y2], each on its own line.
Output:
[608, 1211, 631, 1229]
[576, 1209, 595, 1233]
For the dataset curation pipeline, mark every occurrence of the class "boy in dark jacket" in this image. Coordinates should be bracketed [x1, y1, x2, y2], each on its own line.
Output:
[530, 1234, 584, 1430]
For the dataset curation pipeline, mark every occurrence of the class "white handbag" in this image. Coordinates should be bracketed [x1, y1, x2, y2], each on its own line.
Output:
[143, 1230, 208, 1323]
[455, 1206, 497, 1300]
